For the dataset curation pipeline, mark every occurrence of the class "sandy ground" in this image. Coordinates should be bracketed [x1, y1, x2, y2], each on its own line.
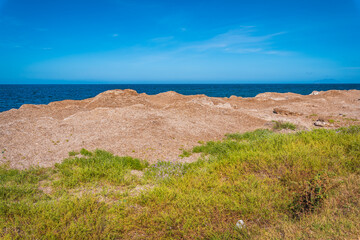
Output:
[0, 89, 359, 169]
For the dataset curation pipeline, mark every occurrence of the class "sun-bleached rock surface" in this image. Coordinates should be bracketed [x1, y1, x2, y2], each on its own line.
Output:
[1, 89, 359, 169]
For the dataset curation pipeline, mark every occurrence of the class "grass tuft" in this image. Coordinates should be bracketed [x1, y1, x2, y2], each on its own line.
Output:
[54, 149, 148, 187]
[272, 120, 297, 130]
[289, 172, 331, 218]
[1, 126, 360, 239]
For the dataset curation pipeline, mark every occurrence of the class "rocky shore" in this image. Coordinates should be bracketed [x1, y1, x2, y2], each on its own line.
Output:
[1, 89, 359, 169]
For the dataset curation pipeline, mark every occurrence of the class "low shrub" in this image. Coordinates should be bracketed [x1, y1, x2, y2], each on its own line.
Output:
[289, 172, 331, 218]
[272, 121, 297, 130]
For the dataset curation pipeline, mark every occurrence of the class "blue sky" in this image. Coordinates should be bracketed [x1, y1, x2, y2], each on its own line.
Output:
[0, 0, 360, 84]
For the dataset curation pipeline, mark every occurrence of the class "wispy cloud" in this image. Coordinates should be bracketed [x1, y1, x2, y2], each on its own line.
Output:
[30, 26, 324, 82]
[177, 27, 288, 55]
[264, 50, 292, 56]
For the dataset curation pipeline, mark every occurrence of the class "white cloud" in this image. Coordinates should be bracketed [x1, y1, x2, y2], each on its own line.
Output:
[264, 50, 292, 56]
[29, 26, 327, 82]
[178, 27, 287, 55]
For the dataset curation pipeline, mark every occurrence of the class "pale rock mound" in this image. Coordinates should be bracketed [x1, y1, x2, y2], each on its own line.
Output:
[0, 89, 359, 169]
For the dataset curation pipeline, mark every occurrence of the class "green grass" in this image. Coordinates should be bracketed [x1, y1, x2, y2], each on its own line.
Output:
[179, 149, 192, 158]
[54, 149, 148, 187]
[1, 126, 360, 239]
[272, 120, 297, 130]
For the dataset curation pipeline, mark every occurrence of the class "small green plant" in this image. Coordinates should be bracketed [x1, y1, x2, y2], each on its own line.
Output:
[68, 151, 79, 156]
[145, 161, 188, 181]
[179, 149, 191, 158]
[54, 149, 148, 187]
[80, 148, 93, 156]
[1, 127, 360, 239]
[328, 119, 335, 124]
[272, 121, 296, 130]
[338, 125, 360, 134]
[289, 172, 330, 218]
[226, 129, 272, 141]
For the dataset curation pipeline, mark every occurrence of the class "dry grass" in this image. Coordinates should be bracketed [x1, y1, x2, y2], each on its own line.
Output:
[1, 126, 360, 239]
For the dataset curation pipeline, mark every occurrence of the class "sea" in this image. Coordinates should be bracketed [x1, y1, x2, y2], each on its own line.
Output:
[1, 84, 360, 113]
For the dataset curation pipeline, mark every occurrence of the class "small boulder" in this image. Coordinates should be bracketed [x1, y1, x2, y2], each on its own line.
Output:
[310, 91, 320, 96]
[236, 220, 245, 229]
[314, 120, 327, 127]
[273, 108, 302, 116]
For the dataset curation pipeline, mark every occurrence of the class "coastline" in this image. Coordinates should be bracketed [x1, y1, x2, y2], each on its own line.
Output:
[1, 88, 359, 169]
[1, 83, 360, 113]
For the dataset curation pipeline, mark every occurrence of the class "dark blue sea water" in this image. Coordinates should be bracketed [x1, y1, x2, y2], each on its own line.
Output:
[1, 84, 360, 112]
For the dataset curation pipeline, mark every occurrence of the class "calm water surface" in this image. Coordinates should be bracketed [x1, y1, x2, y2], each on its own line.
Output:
[1, 84, 360, 112]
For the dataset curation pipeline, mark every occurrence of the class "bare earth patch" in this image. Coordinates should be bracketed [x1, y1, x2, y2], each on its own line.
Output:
[0, 89, 359, 169]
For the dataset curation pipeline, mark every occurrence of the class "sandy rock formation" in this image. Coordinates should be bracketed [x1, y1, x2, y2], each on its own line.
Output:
[0, 89, 359, 169]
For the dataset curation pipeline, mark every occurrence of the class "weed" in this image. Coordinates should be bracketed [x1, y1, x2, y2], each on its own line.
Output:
[54, 149, 148, 187]
[80, 148, 92, 156]
[68, 151, 79, 156]
[272, 121, 296, 130]
[1, 127, 360, 239]
[226, 129, 273, 141]
[338, 125, 360, 134]
[179, 149, 191, 158]
[145, 161, 188, 181]
[51, 140, 60, 145]
[289, 172, 331, 218]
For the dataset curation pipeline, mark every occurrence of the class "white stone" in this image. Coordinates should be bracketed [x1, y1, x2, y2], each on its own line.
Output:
[310, 91, 320, 95]
[236, 220, 245, 229]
